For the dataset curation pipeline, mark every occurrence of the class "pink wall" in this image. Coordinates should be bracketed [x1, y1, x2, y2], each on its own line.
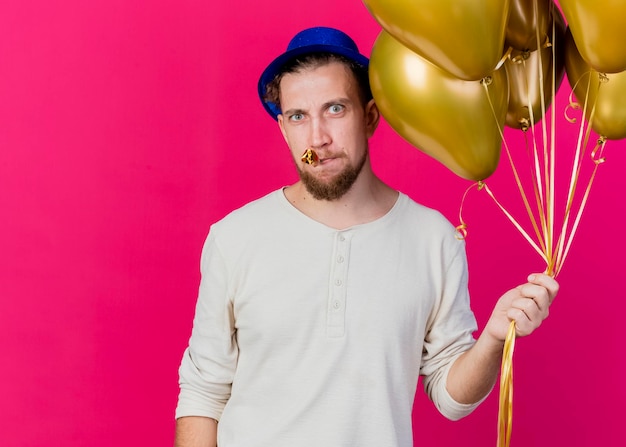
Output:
[1, 1, 624, 446]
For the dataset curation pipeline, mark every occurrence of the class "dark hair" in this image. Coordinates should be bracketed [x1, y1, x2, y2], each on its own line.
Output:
[263, 53, 372, 115]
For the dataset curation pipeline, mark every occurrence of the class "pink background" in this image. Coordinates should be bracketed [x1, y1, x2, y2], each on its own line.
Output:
[1, 1, 624, 446]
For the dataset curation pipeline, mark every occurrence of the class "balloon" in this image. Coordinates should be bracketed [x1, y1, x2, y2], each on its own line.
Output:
[564, 28, 626, 140]
[369, 31, 509, 181]
[505, 0, 552, 51]
[560, 0, 626, 73]
[505, 7, 566, 130]
[363, 0, 511, 81]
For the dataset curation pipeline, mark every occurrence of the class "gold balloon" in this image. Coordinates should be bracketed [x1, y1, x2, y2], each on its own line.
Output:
[363, 0, 511, 81]
[505, 0, 551, 51]
[369, 31, 509, 181]
[505, 7, 566, 130]
[560, 0, 626, 73]
[564, 29, 626, 140]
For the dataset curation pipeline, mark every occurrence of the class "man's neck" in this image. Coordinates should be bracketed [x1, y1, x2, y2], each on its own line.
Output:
[283, 174, 398, 230]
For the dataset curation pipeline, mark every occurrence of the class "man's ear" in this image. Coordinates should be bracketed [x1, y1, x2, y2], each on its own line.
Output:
[364, 99, 380, 138]
[277, 114, 289, 144]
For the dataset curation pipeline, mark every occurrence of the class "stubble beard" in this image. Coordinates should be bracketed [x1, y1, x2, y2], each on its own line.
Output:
[297, 149, 368, 201]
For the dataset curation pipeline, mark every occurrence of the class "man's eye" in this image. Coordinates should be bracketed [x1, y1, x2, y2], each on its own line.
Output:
[289, 113, 304, 122]
[329, 104, 344, 114]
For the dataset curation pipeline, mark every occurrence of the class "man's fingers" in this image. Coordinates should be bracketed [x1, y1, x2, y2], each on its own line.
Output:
[518, 283, 551, 314]
[527, 273, 560, 303]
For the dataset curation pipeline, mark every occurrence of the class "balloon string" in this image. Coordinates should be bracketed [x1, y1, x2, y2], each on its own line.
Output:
[521, 50, 553, 260]
[546, 54, 556, 273]
[478, 51, 607, 277]
[555, 137, 607, 274]
[455, 182, 485, 240]
[455, 180, 548, 264]
[555, 76, 594, 274]
[498, 9, 548, 446]
[496, 46, 514, 71]
[481, 183, 548, 263]
[497, 320, 516, 447]
[491, 6, 606, 445]
[548, 1, 559, 268]
[552, 72, 605, 275]
[525, 126, 552, 259]
[508, 52, 552, 260]
[481, 80, 549, 258]
[518, 50, 552, 259]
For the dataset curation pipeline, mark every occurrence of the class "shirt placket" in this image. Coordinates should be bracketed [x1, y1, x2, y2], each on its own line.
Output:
[327, 230, 352, 337]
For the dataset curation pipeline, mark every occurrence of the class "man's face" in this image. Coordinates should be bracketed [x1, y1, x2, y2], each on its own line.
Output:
[277, 61, 378, 201]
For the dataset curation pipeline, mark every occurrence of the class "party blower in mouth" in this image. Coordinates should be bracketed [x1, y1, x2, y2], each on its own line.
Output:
[301, 148, 319, 166]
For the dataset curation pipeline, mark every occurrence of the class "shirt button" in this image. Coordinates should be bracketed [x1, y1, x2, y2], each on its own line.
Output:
[335, 279, 342, 286]
[339, 235, 346, 242]
[333, 301, 341, 309]
[337, 256, 344, 263]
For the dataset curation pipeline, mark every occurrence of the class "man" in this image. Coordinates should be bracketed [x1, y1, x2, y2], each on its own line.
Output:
[175, 27, 558, 447]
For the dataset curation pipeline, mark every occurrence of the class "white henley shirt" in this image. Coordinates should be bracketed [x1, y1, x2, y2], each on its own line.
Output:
[176, 189, 481, 446]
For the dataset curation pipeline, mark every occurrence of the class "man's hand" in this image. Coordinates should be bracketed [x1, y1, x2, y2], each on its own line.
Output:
[484, 273, 559, 343]
[447, 273, 559, 405]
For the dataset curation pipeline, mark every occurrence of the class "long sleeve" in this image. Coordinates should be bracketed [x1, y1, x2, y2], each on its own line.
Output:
[176, 230, 238, 420]
[420, 238, 482, 420]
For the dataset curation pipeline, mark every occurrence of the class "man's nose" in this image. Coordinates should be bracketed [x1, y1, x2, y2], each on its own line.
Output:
[309, 117, 331, 149]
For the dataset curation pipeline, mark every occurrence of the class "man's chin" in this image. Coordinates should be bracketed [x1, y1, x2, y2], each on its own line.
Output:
[301, 178, 355, 201]
[298, 154, 366, 201]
